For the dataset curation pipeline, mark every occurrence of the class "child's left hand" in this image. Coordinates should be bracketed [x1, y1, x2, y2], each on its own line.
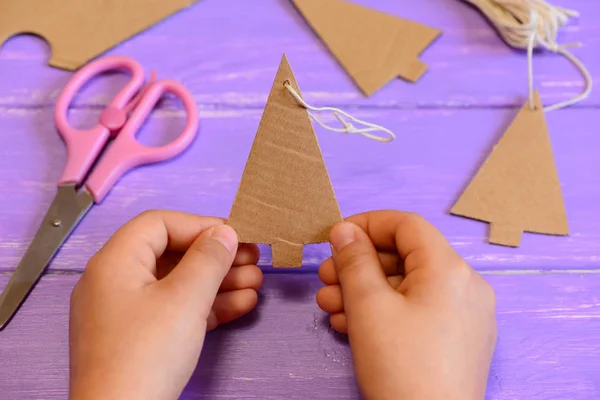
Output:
[69, 211, 263, 400]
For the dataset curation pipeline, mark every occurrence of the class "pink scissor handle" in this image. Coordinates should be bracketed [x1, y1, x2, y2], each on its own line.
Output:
[85, 79, 200, 203]
[55, 55, 146, 185]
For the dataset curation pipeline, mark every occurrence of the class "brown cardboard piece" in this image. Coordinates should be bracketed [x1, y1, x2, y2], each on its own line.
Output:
[0, 0, 197, 70]
[451, 91, 569, 247]
[291, 0, 442, 96]
[227, 55, 343, 268]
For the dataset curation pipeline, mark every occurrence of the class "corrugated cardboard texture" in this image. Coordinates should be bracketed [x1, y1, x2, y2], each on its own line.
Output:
[227, 55, 343, 268]
[0, 0, 197, 70]
[292, 0, 442, 96]
[451, 91, 569, 247]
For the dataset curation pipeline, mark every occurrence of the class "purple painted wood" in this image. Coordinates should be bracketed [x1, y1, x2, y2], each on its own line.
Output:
[1, 0, 599, 399]
[0, 108, 599, 272]
[0, 0, 598, 109]
[1, 273, 599, 400]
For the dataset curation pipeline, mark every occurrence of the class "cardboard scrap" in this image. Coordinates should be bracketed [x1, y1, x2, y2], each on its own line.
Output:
[291, 0, 442, 96]
[227, 54, 343, 268]
[0, 0, 197, 70]
[451, 91, 568, 247]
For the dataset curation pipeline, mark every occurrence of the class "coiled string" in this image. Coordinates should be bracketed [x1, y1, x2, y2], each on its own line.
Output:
[464, 0, 592, 111]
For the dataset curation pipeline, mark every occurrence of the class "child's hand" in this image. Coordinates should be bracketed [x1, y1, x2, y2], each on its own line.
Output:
[69, 211, 263, 400]
[317, 211, 497, 400]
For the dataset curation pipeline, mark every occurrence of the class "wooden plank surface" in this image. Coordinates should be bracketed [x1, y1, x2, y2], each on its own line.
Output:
[0, 108, 599, 272]
[1, 273, 599, 400]
[1, 0, 599, 398]
[0, 0, 598, 109]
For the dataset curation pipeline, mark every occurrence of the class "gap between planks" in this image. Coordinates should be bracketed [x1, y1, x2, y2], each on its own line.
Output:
[1, 103, 600, 113]
[3, 269, 600, 277]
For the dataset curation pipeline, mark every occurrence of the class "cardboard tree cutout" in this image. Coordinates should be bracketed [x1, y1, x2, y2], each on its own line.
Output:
[292, 0, 441, 96]
[451, 91, 568, 247]
[0, 0, 197, 70]
[227, 55, 343, 268]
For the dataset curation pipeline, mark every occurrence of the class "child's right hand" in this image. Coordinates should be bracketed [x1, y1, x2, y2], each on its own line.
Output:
[317, 211, 497, 400]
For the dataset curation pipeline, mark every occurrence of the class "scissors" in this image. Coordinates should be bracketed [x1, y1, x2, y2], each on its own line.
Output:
[0, 55, 199, 329]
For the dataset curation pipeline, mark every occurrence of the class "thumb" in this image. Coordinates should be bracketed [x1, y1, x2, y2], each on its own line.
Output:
[330, 222, 392, 312]
[161, 224, 238, 316]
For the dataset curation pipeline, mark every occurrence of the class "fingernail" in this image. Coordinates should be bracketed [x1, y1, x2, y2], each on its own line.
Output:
[207, 225, 238, 255]
[330, 222, 356, 253]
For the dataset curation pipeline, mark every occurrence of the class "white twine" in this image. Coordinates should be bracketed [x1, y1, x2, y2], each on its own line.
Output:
[465, 0, 592, 112]
[283, 81, 396, 143]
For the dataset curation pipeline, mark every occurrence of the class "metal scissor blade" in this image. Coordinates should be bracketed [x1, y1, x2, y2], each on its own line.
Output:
[0, 184, 94, 330]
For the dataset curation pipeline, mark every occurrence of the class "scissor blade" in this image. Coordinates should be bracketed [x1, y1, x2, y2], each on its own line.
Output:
[0, 184, 94, 330]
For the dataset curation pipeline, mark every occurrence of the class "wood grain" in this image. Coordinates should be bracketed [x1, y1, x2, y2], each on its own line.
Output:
[0, 108, 598, 272]
[1, 0, 598, 398]
[1, 272, 599, 400]
[0, 0, 597, 109]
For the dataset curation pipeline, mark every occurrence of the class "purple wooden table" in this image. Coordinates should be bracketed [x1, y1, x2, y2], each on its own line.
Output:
[1, 1, 599, 399]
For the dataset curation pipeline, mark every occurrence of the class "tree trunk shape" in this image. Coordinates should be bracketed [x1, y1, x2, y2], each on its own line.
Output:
[272, 241, 304, 269]
[226, 54, 343, 268]
[451, 91, 569, 247]
[489, 224, 523, 248]
[292, 0, 441, 96]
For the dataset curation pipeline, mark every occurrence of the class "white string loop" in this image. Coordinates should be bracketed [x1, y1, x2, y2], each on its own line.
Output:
[525, 9, 592, 111]
[465, 0, 592, 112]
[283, 81, 396, 143]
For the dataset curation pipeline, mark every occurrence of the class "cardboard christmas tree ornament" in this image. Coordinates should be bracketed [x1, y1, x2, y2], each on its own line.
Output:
[292, 0, 442, 96]
[0, 0, 197, 70]
[451, 91, 568, 247]
[227, 55, 343, 268]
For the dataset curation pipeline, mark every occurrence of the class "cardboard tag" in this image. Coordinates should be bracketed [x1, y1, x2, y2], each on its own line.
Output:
[292, 0, 442, 96]
[227, 55, 343, 268]
[0, 0, 196, 70]
[451, 91, 569, 247]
